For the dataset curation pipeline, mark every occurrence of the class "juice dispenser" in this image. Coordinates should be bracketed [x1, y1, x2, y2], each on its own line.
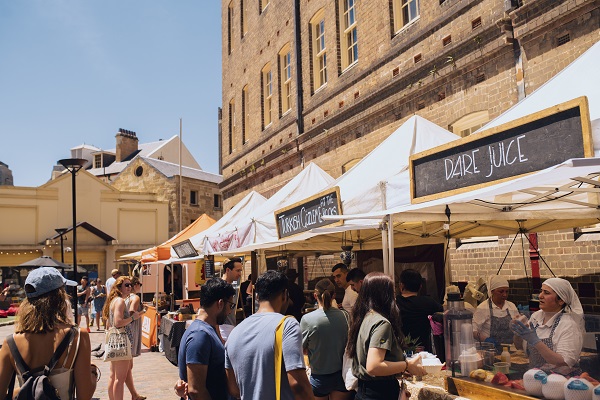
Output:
[444, 292, 477, 376]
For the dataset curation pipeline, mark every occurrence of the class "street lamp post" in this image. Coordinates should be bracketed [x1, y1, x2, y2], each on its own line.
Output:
[55, 228, 67, 263]
[58, 158, 87, 315]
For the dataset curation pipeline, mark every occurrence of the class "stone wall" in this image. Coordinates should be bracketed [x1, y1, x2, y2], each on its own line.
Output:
[112, 158, 223, 237]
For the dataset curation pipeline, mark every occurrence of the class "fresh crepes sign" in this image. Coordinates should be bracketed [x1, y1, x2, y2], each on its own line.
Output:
[275, 187, 343, 239]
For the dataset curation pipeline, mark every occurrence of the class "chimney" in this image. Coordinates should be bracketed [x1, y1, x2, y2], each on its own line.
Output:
[115, 128, 139, 162]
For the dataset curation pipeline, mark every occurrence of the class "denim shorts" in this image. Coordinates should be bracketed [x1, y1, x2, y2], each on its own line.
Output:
[310, 371, 349, 397]
[77, 303, 89, 315]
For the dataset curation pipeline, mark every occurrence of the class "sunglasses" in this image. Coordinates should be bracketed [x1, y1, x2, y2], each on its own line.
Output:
[226, 300, 236, 310]
[123, 283, 132, 288]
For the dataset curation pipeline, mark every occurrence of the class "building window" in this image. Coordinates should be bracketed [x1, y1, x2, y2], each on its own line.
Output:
[228, 1, 234, 54]
[214, 194, 222, 209]
[94, 154, 102, 169]
[260, 0, 270, 13]
[449, 110, 489, 137]
[240, 0, 247, 37]
[392, 0, 419, 33]
[310, 10, 327, 91]
[242, 85, 248, 144]
[228, 98, 236, 154]
[190, 190, 198, 205]
[262, 63, 273, 129]
[279, 44, 292, 115]
[339, 0, 358, 70]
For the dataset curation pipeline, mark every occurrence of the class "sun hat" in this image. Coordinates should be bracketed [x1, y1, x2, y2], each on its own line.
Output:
[24, 267, 77, 298]
[111, 268, 120, 276]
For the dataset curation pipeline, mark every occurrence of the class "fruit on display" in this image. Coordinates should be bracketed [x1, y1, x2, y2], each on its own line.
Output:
[491, 372, 509, 386]
[469, 369, 487, 381]
[592, 384, 600, 400]
[542, 374, 568, 400]
[564, 378, 593, 400]
[524, 368, 547, 397]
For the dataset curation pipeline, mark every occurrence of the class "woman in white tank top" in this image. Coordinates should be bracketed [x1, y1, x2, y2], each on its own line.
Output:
[0, 267, 96, 400]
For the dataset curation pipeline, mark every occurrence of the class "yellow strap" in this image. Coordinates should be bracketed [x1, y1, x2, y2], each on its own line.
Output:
[274, 315, 293, 400]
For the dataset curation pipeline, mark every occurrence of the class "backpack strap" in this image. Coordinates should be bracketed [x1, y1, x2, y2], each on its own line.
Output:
[274, 315, 293, 400]
[6, 327, 74, 381]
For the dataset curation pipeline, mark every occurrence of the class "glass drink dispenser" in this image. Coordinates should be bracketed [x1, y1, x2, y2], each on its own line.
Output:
[444, 292, 478, 376]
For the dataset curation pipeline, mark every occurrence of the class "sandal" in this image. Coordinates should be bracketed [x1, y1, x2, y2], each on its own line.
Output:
[132, 396, 147, 400]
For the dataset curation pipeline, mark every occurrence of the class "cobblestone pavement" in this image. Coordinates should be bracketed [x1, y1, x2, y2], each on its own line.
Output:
[0, 323, 179, 400]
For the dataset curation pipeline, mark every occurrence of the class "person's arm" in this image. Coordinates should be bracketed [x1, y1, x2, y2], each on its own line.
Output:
[73, 330, 96, 400]
[186, 364, 212, 400]
[0, 338, 15, 398]
[129, 294, 142, 314]
[113, 298, 139, 328]
[287, 369, 315, 400]
[225, 368, 240, 399]
[365, 348, 425, 377]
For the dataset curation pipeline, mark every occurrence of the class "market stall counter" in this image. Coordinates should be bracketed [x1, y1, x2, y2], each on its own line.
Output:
[160, 316, 187, 366]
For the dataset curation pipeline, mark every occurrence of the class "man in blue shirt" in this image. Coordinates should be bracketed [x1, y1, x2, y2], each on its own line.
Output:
[225, 270, 314, 400]
[177, 278, 236, 400]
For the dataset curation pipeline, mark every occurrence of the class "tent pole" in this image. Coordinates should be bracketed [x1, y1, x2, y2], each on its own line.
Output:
[387, 214, 395, 282]
[381, 218, 389, 275]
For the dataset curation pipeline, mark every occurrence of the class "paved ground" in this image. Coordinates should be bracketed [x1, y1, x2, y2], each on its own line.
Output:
[0, 322, 180, 399]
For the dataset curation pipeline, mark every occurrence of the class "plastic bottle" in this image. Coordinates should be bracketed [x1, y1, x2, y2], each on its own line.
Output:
[501, 346, 511, 365]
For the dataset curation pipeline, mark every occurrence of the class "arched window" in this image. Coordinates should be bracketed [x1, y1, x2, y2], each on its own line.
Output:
[262, 63, 273, 129]
[449, 110, 490, 137]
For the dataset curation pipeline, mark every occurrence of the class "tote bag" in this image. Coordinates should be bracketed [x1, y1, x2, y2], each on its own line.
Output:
[103, 327, 132, 362]
[340, 310, 358, 391]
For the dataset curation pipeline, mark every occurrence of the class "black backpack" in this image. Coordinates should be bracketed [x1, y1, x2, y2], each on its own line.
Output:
[5, 327, 75, 400]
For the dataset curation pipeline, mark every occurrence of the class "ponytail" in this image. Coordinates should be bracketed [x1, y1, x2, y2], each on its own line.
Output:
[315, 279, 336, 311]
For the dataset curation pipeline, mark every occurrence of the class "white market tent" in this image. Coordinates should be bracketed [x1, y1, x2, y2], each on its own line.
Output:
[213, 116, 460, 264]
[200, 162, 335, 254]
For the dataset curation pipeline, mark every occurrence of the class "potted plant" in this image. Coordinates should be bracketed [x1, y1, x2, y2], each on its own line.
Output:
[403, 334, 422, 357]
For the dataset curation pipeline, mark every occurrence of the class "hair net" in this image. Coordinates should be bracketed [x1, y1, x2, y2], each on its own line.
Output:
[488, 275, 509, 298]
[542, 277, 585, 333]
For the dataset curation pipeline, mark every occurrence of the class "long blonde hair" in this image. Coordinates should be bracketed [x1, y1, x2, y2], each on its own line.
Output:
[101, 275, 131, 324]
[15, 287, 72, 333]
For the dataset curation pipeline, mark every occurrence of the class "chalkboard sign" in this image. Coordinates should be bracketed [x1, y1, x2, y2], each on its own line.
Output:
[275, 187, 343, 239]
[410, 97, 593, 203]
[204, 255, 214, 279]
[172, 239, 198, 259]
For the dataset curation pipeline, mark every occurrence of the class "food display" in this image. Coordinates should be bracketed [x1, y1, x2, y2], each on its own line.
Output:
[523, 369, 547, 397]
[563, 378, 593, 400]
[593, 384, 600, 400]
[542, 374, 568, 400]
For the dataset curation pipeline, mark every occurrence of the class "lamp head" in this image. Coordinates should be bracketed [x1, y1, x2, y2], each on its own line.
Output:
[58, 158, 87, 172]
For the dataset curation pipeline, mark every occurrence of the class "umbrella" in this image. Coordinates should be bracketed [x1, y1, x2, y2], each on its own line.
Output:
[18, 256, 86, 273]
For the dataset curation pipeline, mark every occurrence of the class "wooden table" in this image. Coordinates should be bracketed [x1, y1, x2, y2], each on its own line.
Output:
[446, 376, 537, 400]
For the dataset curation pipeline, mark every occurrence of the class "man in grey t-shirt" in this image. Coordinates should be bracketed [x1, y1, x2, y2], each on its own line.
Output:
[225, 270, 314, 400]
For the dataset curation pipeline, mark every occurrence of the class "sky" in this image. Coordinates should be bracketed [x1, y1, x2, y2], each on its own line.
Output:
[0, 1, 222, 187]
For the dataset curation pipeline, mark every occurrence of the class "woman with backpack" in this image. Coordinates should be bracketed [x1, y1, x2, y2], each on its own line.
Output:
[0, 267, 97, 400]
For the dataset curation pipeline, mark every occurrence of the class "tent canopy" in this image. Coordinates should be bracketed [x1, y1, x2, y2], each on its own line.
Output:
[324, 42, 600, 239]
[202, 162, 334, 254]
[212, 117, 458, 256]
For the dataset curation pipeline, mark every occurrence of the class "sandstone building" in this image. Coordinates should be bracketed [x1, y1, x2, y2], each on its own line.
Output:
[56, 129, 223, 238]
[220, 0, 600, 312]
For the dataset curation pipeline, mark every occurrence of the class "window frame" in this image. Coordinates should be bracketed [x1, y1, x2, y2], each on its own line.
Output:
[242, 85, 249, 144]
[94, 154, 102, 169]
[190, 190, 198, 206]
[214, 194, 223, 209]
[240, 0, 247, 37]
[392, 0, 420, 34]
[262, 63, 273, 129]
[339, 0, 358, 71]
[228, 98, 236, 154]
[279, 44, 292, 116]
[227, 1, 234, 54]
[310, 10, 327, 92]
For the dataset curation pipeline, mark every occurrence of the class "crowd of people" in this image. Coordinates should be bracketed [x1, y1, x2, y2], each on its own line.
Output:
[0, 261, 587, 400]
